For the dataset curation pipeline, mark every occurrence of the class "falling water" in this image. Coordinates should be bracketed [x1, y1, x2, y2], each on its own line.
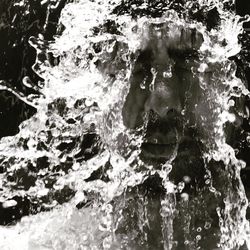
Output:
[0, 0, 250, 249]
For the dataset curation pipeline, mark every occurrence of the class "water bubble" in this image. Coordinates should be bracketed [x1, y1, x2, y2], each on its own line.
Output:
[105, 203, 113, 213]
[180, 193, 189, 202]
[204, 222, 211, 230]
[162, 164, 172, 174]
[209, 186, 216, 193]
[153, 138, 158, 143]
[22, 76, 35, 89]
[122, 53, 129, 62]
[151, 67, 157, 74]
[205, 179, 210, 185]
[196, 235, 201, 241]
[38, 80, 44, 88]
[183, 175, 191, 184]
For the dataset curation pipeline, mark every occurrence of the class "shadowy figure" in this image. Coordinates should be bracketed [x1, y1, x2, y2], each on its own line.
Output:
[94, 20, 246, 250]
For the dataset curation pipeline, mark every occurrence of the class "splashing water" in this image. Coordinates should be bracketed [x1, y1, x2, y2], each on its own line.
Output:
[0, 0, 250, 249]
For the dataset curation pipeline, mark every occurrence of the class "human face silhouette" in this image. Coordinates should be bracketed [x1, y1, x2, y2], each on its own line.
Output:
[122, 23, 205, 162]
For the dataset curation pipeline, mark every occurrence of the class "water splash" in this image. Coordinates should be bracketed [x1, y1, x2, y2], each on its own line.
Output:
[0, 0, 250, 249]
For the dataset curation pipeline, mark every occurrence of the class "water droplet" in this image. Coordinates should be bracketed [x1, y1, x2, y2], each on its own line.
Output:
[246, 135, 250, 144]
[151, 67, 156, 74]
[153, 138, 158, 143]
[177, 181, 185, 192]
[191, 67, 197, 75]
[105, 204, 113, 213]
[162, 164, 172, 174]
[38, 81, 44, 88]
[140, 78, 147, 89]
[38, 33, 44, 40]
[180, 193, 189, 202]
[2, 199, 17, 208]
[106, 41, 116, 53]
[228, 99, 235, 107]
[245, 106, 250, 118]
[196, 235, 201, 241]
[22, 76, 35, 89]
[183, 175, 191, 183]
[204, 222, 211, 230]
[205, 179, 210, 185]
[122, 54, 128, 62]
[209, 186, 216, 193]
